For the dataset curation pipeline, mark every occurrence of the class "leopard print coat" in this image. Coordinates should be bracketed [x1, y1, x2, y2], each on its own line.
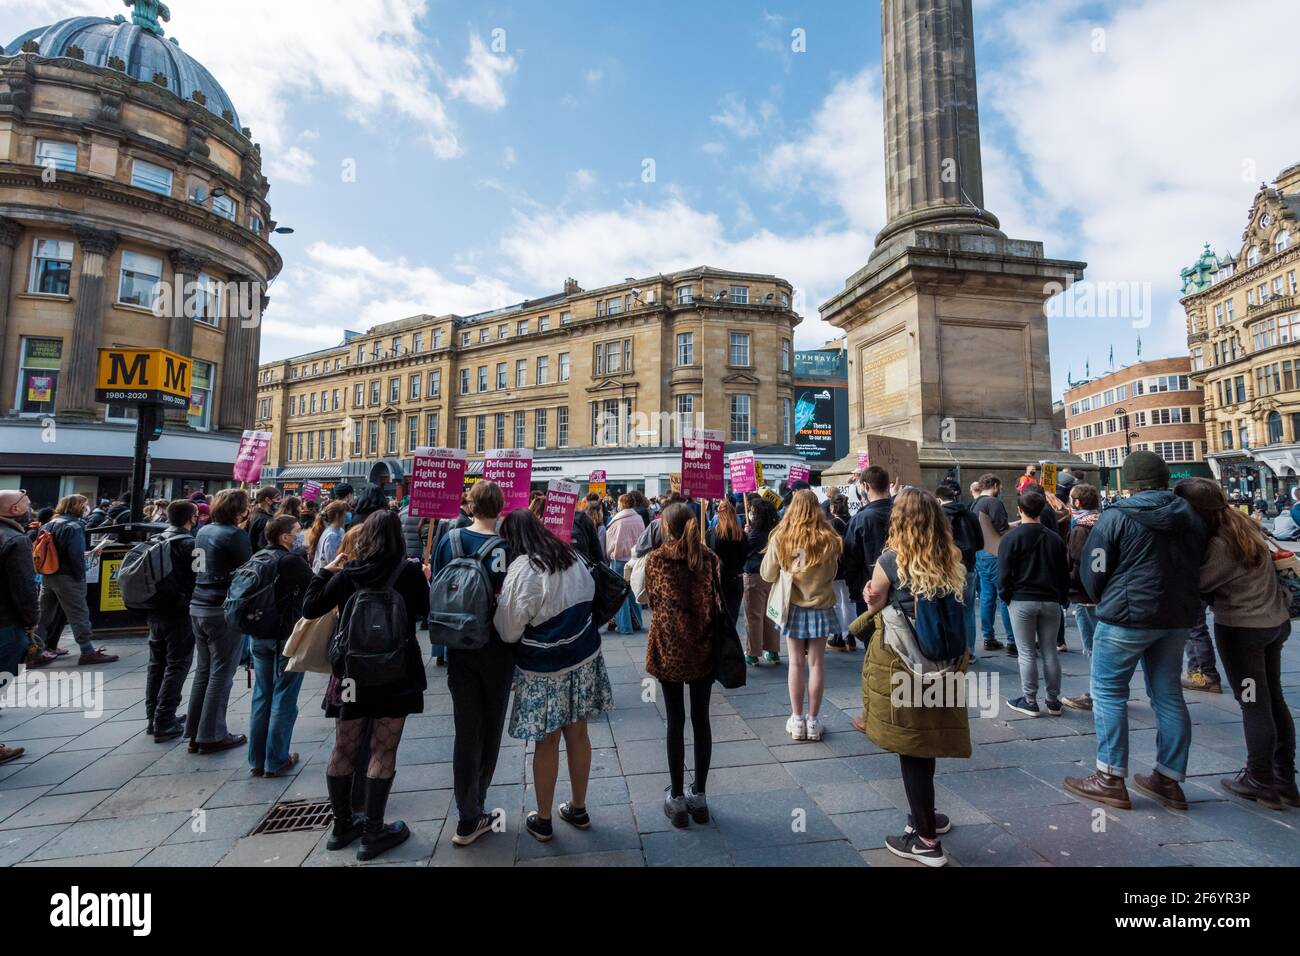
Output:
[644, 536, 719, 683]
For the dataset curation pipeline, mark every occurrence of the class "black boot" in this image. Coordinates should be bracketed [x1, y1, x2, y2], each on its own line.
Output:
[326, 774, 365, 850]
[357, 776, 410, 861]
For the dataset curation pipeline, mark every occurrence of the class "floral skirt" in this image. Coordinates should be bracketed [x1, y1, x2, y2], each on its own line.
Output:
[508, 652, 615, 742]
[781, 604, 840, 641]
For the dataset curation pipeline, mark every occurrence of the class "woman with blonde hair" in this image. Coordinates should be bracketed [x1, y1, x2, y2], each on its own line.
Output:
[861, 487, 971, 866]
[1175, 478, 1297, 809]
[761, 489, 843, 741]
[35, 494, 118, 664]
[306, 500, 349, 572]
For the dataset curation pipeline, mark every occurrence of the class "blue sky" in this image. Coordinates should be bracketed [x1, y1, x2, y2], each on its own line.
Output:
[8, 0, 1300, 398]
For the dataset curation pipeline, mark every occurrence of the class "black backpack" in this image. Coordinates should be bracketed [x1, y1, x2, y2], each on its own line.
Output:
[947, 506, 981, 569]
[330, 562, 410, 687]
[223, 550, 282, 638]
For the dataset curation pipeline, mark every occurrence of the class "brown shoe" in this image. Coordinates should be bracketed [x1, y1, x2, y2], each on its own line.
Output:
[78, 648, 119, 665]
[25, 649, 58, 669]
[1220, 769, 1285, 811]
[1061, 694, 1093, 711]
[264, 753, 300, 777]
[1063, 771, 1132, 809]
[1132, 771, 1189, 810]
[0, 745, 25, 765]
[1181, 671, 1221, 694]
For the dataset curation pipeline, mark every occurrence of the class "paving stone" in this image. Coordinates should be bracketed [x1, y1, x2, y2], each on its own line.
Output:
[996, 803, 1182, 867]
[303, 819, 442, 867]
[831, 808, 905, 850]
[0, 785, 51, 826]
[29, 812, 191, 861]
[941, 823, 1052, 867]
[0, 747, 112, 790]
[218, 829, 324, 867]
[709, 789, 841, 850]
[18, 848, 151, 867]
[84, 769, 234, 819]
[642, 826, 731, 866]
[517, 848, 644, 867]
[0, 788, 110, 830]
[55, 719, 150, 751]
[730, 839, 867, 867]
[49, 752, 164, 794]
[5, 711, 123, 739]
[932, 767, 1077, 812]
[140, 841, 235, 867]
[165, 803, 269, 846]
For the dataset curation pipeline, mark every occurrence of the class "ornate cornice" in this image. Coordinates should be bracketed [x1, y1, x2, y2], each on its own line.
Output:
[168, 247, 207, 275]
[0, 216, 23, 248]
[72, 224, 118, 257]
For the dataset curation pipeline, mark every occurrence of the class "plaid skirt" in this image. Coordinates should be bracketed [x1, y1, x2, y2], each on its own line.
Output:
[781, 604, 840, 641]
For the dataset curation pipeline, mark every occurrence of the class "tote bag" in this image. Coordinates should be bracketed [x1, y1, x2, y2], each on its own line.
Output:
[764, 568, 793, 628]
[283, 607, 337, 674]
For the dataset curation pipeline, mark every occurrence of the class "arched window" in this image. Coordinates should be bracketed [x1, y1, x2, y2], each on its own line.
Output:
[1276, 231, 1291, 254]
[1268, 411, 1284, 444]
[1247, 246, 1261, 267]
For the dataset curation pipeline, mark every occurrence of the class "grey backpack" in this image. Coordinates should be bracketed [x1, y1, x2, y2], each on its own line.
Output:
[427, 529, 502, 650]
[119, 531, 188, 611]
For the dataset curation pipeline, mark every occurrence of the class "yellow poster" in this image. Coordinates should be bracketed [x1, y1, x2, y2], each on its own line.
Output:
[100, 558, 126, 612]
[1039, 462, 1058, 495]
[755, 461, 765, 486]
[669, 472, 681, 494]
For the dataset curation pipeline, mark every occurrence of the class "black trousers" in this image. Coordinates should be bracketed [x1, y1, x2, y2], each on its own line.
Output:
[1214, 620, 1295, 785]
[447, 640, 515, 823]
[145, 611, 195, 727]
[663, 677, 713, 798]
[899, 753, 937, 839]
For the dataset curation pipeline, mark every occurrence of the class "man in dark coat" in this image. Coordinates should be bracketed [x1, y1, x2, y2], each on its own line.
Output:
[1065, 451, 1208, 814]
[837, 466, 892, 651]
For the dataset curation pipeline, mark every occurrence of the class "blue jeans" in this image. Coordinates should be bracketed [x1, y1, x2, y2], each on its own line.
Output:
[0, 624, 27, 684]
[962, 569, 977, 651]
[248, 637, 305, 773]
[608, 560, 642, 633]
[974, 551, 1013, 644]
[1073, 605, 1097, 655]
[1090, 622, 1192, 781]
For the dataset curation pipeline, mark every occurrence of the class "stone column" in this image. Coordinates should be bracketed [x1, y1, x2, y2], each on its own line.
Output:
[876, 0, 1000, 246]
[0, 217, 23, 367]
[218, 273, 265, 433]
[164, 248, 206, 424]
[59, 225, 119, 420]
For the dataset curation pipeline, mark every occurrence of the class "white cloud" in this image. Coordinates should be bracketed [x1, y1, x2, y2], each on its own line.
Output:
[711, 93, 760, 139]
[585, 68, 604, 86]
[447, 32, 517, 112]
[572, 168, 597, 191]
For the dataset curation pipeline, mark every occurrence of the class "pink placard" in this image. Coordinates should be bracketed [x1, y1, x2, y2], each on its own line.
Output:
[789, 463, 811, 484]
[483, 448, 534, 514]
[681, 429, 725, 500]
[728, 451, 756, 493]
[301, 480, 322, 502]
[542, 480, 580, 544]
[233, 430, 272, 483]
[856, 450, 871, 470]
[409, 447, 468, 520]
[589, 470, 606, 483]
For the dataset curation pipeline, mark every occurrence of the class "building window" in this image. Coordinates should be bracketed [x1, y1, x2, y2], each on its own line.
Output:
[497, 362, 507, 389]
[594, 339, 632, 375]
[187, 360, 214, 431]
[557, 407, 569, 447]
[1268, 411, 1284, 444]
[251, 215, 264, 236]
[429, 370, 441, 397]
[309, 393, 318, 414]
[514, 412, 526, 448]
[413, 331, 424, 352]
[475, 415, 486, 452]
[352, 420, 362, 455]
[1225, 299, 1235, 322]
[729, 285, 749, 305]
[192, 273, 221, 325]
[35, 139, 77, 173]
[781, 340, 791, 372]
[605, 297, 623, 316]
[434, 329, 444, 349]
[518, 320, 530, 336]
[131, 159, 173, 195]
[118, 251, 162, 308]
[457, 417, 468, 449]
[388, 377, 400, 403]
[460, 369, 470, 395]
[492, 413, 505, 449]
[386, 419, 398, 454]
[28, 239, 73, 295]
[676, 394, 694, 443]
[369, 380, 380, 405]
[535, 408, 548, 449]
[676, 332, 694, 366]
[560, 311, 572, 325]
[15, 337, 61, 416]
[308, 431, 315, 461]
[729, 394, 751, 442]
[330, 430, 338, 459]
[676, 285, 694, 305]
[498, 324, 509, 339]
[539, 316, 550, 332]
[559, 352, 570, 382]
[367, 420, 378, 455]
[782, 398, 792, 445]
[1276, 231, 1291, 254]
[479, 329, 489, 344]
[537, 356, 550, 385]
[357, 344, 366, 364]
[477, 367, 487, 392]
[212, 194, 237, 221]
[426, 412, 439, 447]
[1247, 246, 1261, 267]
[729, 332, 751, 367]
[409, 373, 421, 401]
[461, 331, 471, 347]
[516, 359, 527, 388]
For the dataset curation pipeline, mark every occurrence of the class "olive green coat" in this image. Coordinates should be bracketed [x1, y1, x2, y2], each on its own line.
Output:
[859, 608, 972, 759]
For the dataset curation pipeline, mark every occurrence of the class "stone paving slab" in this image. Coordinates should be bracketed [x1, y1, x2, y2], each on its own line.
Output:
[0, 615, 1295, 867]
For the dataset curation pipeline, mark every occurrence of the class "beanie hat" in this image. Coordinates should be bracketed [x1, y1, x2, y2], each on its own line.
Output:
[1123, 450, 1169, 490]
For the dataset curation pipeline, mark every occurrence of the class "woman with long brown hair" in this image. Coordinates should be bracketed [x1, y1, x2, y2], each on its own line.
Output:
[761, 489, 843, 742]
[861, 487, 971, 866]
[306, 500, 349, 572]
[644, 502, 720, 828]
[1175, 478, 1296, 809]
[707, 498, 746, 627]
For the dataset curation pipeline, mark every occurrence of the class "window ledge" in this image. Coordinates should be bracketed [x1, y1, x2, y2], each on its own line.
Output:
[114, 302, 161, 317]
[17, 292, 72, 303]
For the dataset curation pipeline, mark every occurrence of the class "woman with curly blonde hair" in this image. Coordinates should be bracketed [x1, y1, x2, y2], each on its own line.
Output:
[761, 490, 843, 741]
[860, 487, 971, 867]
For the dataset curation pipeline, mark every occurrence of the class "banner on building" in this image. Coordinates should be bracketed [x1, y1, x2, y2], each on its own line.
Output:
[484, 448, 534, 514]
[681, 429, 725, 499]
[409, 447, 468, 520]
[542, 480, 580, 543]
[232, 430, 273, 484]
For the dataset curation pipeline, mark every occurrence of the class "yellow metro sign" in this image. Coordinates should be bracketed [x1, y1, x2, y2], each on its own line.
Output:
[95, 347, 191, 410]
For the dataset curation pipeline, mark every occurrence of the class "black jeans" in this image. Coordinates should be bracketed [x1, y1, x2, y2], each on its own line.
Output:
[1213, 620, 1295, 785]
[899, 754, 937, 839]
[145, 611, 195, 728]
[447, 640, 515, 823]
[663, 677, 713, 798]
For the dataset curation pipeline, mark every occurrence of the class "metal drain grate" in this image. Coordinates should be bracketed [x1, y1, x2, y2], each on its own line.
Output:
[252, 799, 334, 835]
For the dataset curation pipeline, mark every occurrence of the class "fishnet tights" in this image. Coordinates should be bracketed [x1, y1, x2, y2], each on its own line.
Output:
[327, 716, 406, 780]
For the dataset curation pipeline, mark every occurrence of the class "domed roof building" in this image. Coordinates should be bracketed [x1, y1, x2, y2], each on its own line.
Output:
[0, 1, 284, 507]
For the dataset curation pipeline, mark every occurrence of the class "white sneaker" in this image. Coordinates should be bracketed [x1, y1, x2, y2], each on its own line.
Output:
[805, 715, 824, 741]
[786, 714, 806, 741]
